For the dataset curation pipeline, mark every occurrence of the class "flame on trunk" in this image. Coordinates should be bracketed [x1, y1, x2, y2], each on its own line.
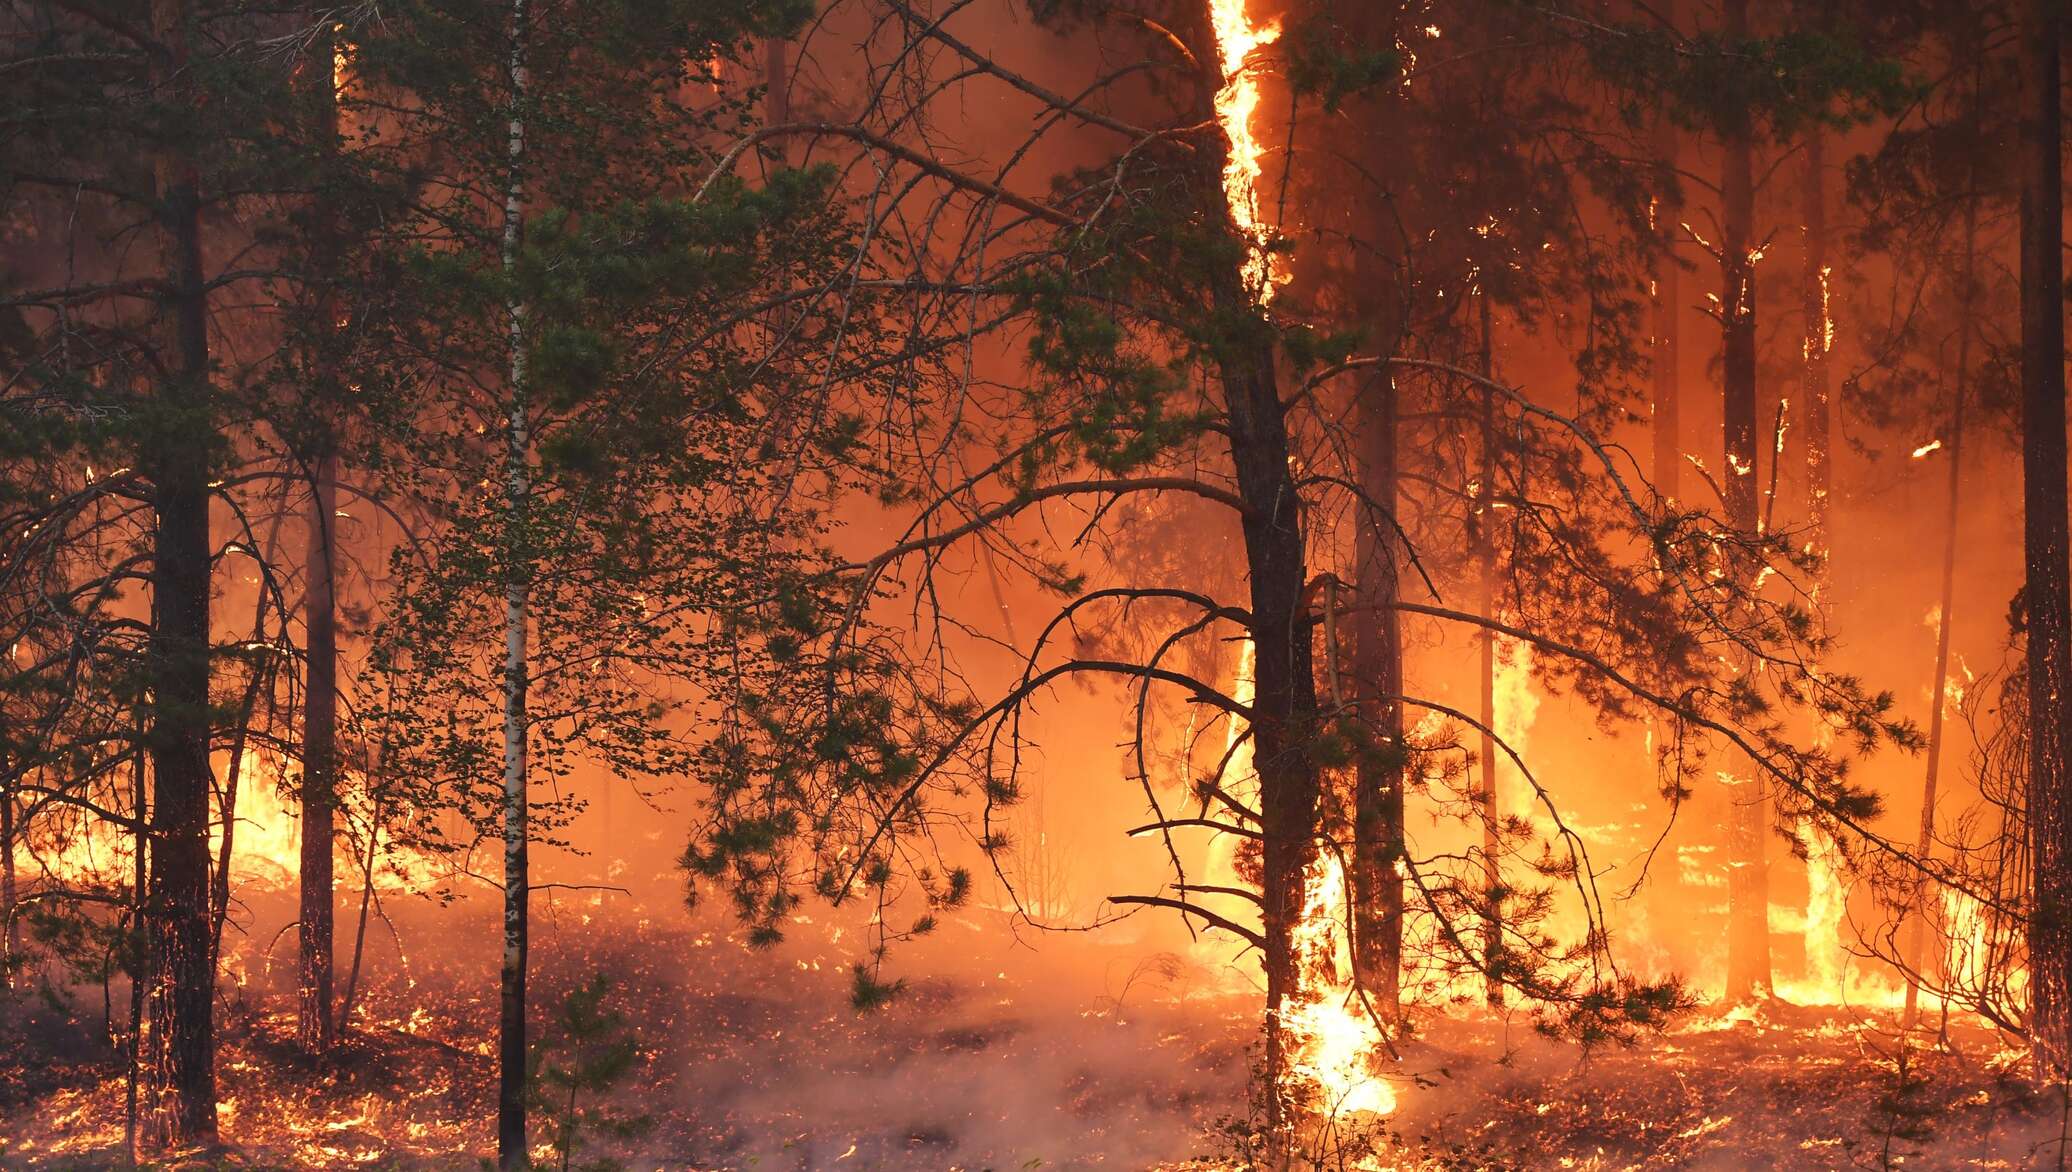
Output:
[1283, 852, 1397, 1119]
[1209, 0, 1282, 299]
[1203, 0, 1393, 1133]
[1219, 643, 1397, 1123]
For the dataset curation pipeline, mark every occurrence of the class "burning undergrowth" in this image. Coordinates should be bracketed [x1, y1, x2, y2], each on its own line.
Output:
[1, 892, 1257, 1168]
[4, 889, 2067, 1169]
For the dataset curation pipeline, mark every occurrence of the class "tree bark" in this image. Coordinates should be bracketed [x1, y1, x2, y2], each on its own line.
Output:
[1186, 7, 1320, 1139]
[1224, 341, 1318, 1140]
[1644, 17, 1693, 962]
[142, 0, 218, 1144]
[299, 452, 338, 1053]
[498, 0, 534, 1164]
[1341, 0, 1410, 1040]
[1475, 293, 1501, 1008]
[1351, 354, 1405, 1024]
[1904, 271, 1970, 1028]
[1798, 117, 1842, 1002]
[294, 10, 347, 1057]
[1650, 25, 1682, 508]
[1802, 131, 1832, 560]
[1719, 0, 1771, 1004]
[2018, 0, 2072, 1070]
[2, 778, 16, 987]
[126, 744, 148, 1162]
[764, 36, 790, 129]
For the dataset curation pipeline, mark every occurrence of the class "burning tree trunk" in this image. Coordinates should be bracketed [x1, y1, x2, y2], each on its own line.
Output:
[300, 452, 339, 1053]
[1719, 0, 1771, 1003]
[1194, 0, 1322, 1132]
[2017, 0, 2072, 1070]
[1798, 119, 1846, 1002]
[1224, 339, 1322, 1133]
[144, 0, 221, 1141]
[498, 0, 535, 1163]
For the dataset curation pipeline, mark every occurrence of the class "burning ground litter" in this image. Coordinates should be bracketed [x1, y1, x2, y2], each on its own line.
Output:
[4, 894, 2067, 1168]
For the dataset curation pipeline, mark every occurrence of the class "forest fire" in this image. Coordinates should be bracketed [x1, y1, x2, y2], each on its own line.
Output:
[1208, 0, 1396, 1143]
[10, 0, 2072, 1168]
[1209, 0, 1283, 298]
[15, 755, 440, 897]
[1220, 641, 1399, 1142]
[1281, 854, 1397, 1123]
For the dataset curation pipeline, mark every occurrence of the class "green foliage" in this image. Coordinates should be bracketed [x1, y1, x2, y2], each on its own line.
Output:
[1584, 22, 1918, 138]
[527, 975, 653, 1172]
[1282, 15, 1403, 111]
[347, 0, 865, 872]
[848, 963, 905, 1011]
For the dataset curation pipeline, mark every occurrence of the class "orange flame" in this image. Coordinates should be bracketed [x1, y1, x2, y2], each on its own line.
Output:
[1283, 853, 1397, 1120]
[1203, 641, 1397, 1128]
[1209, 0, 1283, 299]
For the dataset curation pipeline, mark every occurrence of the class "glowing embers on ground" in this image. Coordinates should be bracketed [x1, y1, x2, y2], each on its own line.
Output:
[1208, 0, 1283, 300]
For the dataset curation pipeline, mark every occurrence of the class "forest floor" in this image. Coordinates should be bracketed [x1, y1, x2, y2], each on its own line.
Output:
[2, 898, 2067, 1169]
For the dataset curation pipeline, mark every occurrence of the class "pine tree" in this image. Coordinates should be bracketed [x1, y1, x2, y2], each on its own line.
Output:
[0, 0, 340, 1142]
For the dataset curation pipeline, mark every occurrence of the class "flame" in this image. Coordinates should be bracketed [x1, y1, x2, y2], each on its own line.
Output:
[1941, 887, 1989, 999]
[1209, 0, 1282, 299]
[1282, 852, 1396, 1121]
[1204, 641, 1397, 1130]
[1799, 821, 1848, 1001]
[1803, 263, 1834, 359]
[331, 24, 351, 99]
[1911, 439, 1943, 459]
[14, 751, 444, 902]
[1491, 635, 1538, 819]
[222, 753, 305, 886]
